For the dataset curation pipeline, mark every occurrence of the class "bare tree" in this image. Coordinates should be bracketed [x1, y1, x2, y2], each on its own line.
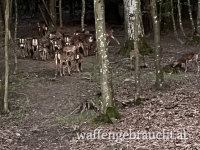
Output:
[59, 0, 63, 27]
[4, 0, 10, 113]
[134, 0, 140, 100]
[81, 0, 85, 31]
[94, 0, 120, 122]
[151, 0, 164, 90]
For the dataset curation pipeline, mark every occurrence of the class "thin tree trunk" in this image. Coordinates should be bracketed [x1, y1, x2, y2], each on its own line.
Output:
[49, 0, 57, 31]
[94, 0, 120, 121]
[9, 0, 12, 25]
[151, 0, 164, 90]
[123, 0, 128, 40]
[0, 74, 3, 111]
[14, 0, 17, 40]
[187, 0, 195, 33]
[59, 0, 63, 27]
[81, 0, 85, 31]
[159, 0, 162, 23]
[13, 0, 18, 74]
[197, 0, 200, 33]
[4, 0, 9, 113]
[171, 0, 184, 44]
[0, 3, 5, 44]
[134, 0, 140, 100]
[177, 0, 186, 38]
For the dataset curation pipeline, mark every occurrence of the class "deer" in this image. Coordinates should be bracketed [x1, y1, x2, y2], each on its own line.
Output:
[32, 37, 39, 60]
[172, 52, 200, 73]
[55, 46, 83, 77]
[17, 37, 27, 58]
[84, 28, 120, 45]
[37, 21, 48, 37]
[105, 28, 120, 45]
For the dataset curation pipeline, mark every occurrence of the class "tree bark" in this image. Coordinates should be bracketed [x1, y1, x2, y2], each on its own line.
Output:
[94, 0, 119, 120]
[123, 0, 128, 40]
[151, 0, 164, 90]
[49, 0, 57, 31]
[81, 0, 85, 31]
[119, 0, 145, 56]
[171, 0, 184, 44]
[13, 0, 18, 74]
[197, 0, 200, 33]
[4, 0, 10, 113]
[177, 0, 186, 38]
[187, 0, 195, 34]
[0, 3, 5, 44]
[134, 0, 140, 100]
[59, 0, 63, 27]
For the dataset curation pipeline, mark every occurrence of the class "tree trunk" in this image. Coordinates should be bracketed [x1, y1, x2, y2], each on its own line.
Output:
[0, 3, 5, 44]
[134, 0, 140, 100]
[94, 0, 120, 123]
[59, 0, 63, 27]
[4, 0, 10, 113]
[81, 0, 85, 31]
[123, 0, 128, 40]
[187, 0, 195, 34]
[13, 0, 18, 74]
[177, 0, 186, 38]
[49, 0, 57, 31]
[0, 74, 3, 112]
[119, 0, 145, 56]
[151, 0, 164, 90]
[197, 0, 200, 33]
[171, 0, 184, 44]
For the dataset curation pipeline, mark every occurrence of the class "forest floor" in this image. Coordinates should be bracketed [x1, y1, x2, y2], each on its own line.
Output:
[1, 15, 200, 150]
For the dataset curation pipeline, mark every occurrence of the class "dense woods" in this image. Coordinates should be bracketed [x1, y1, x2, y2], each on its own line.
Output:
[0, 0, 200, 149]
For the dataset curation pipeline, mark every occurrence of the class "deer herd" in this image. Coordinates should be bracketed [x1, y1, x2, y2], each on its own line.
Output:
[16, 21, 120, 78]
[16, 20, 200, 77]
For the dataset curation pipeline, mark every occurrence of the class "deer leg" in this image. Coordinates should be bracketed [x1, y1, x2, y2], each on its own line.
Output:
[111, 35, 120, 45]
[196, 60, 199, 72]
[55, 58, 58, 78]
[63, 63, 66, 76]
[106, 38, 110, 46]
[60, 60, 63, 77]
[67, 61, 71, 76]
[185, 61, 188, 72]
[80, 61, 82, 71]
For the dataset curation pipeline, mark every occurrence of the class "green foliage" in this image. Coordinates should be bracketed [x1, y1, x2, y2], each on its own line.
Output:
[134, 98, 142, 106]
[92, 106, 121, 125]
[57, 110, 98, 126]
[106, 106, 121, 119]
[118, 37, 153, 57]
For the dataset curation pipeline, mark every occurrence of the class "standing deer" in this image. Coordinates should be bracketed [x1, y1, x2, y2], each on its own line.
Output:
[173, 52, 200, 73]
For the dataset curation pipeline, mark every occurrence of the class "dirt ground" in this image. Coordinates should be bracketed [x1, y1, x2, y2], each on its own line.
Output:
[1, 15, 200, 150]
